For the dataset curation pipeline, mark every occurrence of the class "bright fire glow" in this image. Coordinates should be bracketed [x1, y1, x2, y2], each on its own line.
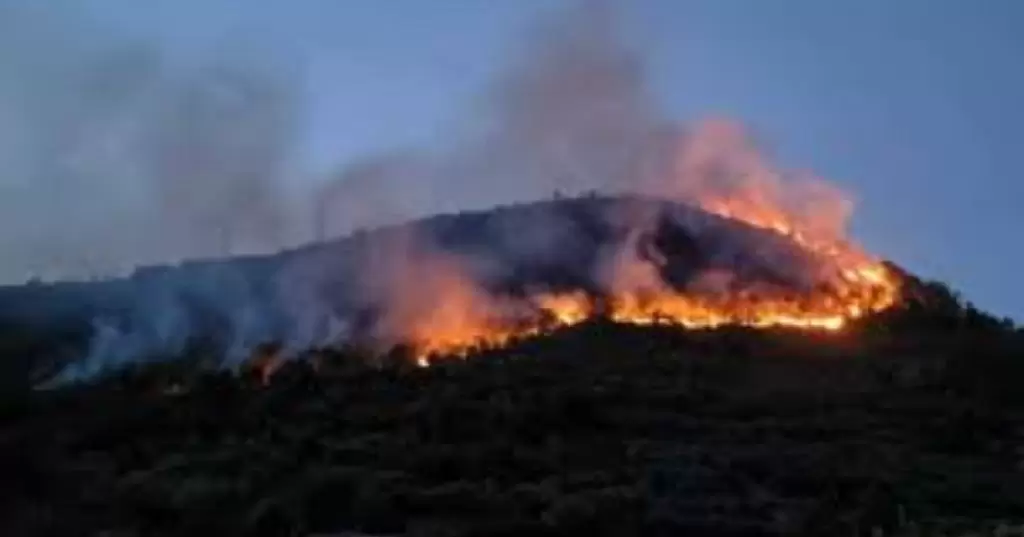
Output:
[370, 121, 903, 363]
[403, 245, 899, 363]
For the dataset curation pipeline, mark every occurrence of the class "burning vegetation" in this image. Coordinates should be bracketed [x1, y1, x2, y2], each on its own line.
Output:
[3, 5, 1024, 536]
[0, 1, 914, 385]
[349, 116, 903, 364]
[303, 3, 906, 363]
[379, 192, 901, 363]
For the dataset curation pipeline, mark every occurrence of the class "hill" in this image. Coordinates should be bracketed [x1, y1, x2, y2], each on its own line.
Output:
[2, 193, 912, 385]
[1, 195, 1023, 536]
[2, 317, 1024, 536]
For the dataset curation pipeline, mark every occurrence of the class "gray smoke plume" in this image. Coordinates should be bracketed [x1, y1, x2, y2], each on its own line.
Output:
[3, 1, 862, 382]
[315, 0, 660, 238]
[0, 3, 314, 381]
[0, 3, 304, 283]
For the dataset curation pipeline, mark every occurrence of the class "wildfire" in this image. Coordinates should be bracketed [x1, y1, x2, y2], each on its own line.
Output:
[408, 273, 896, 362]
[399, 195, 900, 362]
[401, 250, 899, 364]
[362, 120, 903, 363]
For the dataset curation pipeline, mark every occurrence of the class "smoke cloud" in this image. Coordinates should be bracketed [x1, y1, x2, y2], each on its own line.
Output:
[1, 1, 871, 381]
[314, 1, 660, 237]
[302, 0, 861, 354]
[0, 4, 304, 283]
[313, 1, 853, 247]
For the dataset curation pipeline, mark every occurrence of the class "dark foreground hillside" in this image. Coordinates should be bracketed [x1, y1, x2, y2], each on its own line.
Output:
[2, 303, 1024, 537]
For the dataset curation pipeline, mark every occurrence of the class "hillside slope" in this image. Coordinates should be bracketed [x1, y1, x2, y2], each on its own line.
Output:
[1, 194, 916, 385]
[2, 319, 1024, 536]
[0, 195, 1022, 535]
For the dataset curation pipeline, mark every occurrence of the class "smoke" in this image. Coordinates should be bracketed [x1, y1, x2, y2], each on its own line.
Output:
[0, 4, 305, 283]
[9, 0, 873, 381]
[313, 1, 853, 239]
[356, 230, 509, 350]
[313, 0, 855, 267]
[304, 0, 861, 349]
[314, 1, 656, 236]
[652, 120, 854, 242]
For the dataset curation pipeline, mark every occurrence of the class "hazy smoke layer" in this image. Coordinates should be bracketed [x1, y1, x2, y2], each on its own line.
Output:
[315, 1, 659, 236]
[0, 1, 851, 279]
[0, 4, 304, 283]
[0, 1, 865, 380]
[313, 1, 851, 241]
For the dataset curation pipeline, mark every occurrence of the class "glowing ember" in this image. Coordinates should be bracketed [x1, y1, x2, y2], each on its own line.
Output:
[373, 121, 903, 361]
[244, 343, 286, 385]
[401, 247, 899, 361]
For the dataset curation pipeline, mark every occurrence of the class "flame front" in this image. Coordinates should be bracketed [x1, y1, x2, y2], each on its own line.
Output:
[383, 121, 902, 362]
[405, 270, 897, 362]
[402, 248, 899, 362]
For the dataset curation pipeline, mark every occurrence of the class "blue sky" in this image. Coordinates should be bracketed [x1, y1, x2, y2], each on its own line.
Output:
[14, 0, 1024, 319]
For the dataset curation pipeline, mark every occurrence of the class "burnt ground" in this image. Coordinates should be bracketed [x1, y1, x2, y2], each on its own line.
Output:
[2, 302, 1024, 537]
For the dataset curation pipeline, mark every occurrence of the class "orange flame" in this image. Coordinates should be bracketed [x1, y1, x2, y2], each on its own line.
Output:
[401, 246, 898, 363]
[406, 271, 897, 362]
[408, 268, 897, 362]
[386, 121, 900, 362]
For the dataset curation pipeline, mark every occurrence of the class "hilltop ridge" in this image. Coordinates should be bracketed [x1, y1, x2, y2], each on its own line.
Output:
[3, 194, 925, 382]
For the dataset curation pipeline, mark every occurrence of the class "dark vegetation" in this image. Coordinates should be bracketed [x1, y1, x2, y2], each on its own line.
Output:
[2, 286, 1024, 536]
[0, 195, 846, 387]
[1, 196, 1023, 535]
